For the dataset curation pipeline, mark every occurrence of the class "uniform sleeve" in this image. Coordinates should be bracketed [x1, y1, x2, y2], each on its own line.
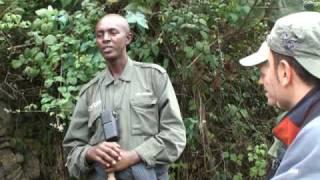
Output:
[134, 72, 186, 166]
[272, 117, 320, 180]
[62, 92, 93, 178]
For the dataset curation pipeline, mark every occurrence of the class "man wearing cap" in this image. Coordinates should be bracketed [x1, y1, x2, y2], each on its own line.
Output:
[240, 11, 320, 179]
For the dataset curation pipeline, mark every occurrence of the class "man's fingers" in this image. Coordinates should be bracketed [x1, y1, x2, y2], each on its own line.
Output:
[101, 142, 121, 152]
[86, 142, 122, 166]
[95, 156, 110, 168]
[100, 142, 122, 160]
[96, 148, 117, 165]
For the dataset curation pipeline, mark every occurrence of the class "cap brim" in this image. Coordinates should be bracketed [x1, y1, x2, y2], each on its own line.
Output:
[239, 41, 269, 66]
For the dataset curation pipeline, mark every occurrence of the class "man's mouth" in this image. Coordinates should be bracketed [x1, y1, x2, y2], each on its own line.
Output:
[103, 46, 113, 53]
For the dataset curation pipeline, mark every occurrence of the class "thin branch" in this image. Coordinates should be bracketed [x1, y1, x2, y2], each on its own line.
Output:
[163, 40, 178, 69]
[1, 31, 13, 49]
[0, 86, 15, 100]
[0, 3, 15, 18]
[187, 53, 202, 68]
[238, 0, 260, 33]
[7, 43, 35, 51]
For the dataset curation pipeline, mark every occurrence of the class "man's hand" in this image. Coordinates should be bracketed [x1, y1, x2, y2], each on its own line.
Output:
[106, 150, 141, 173]
[85, 142, 122, 168]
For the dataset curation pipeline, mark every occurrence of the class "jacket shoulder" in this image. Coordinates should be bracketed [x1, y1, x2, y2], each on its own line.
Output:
[133, 61, 166, 74]
[78, 72, 102, 96]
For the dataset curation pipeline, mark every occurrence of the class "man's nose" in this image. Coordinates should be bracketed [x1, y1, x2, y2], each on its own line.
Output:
[103, 33, 111, 41]
[258, 76, 263, 85]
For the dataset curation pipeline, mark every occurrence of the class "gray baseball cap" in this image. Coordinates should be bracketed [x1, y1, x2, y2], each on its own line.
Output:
[267, 11, 320, 79]
[240, 11, 320, 79]
[239, 41, 269, 66]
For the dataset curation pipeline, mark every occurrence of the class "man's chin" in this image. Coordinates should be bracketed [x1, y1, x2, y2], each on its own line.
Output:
[103, 54, 117, 61]
[267, 99, 277, 107]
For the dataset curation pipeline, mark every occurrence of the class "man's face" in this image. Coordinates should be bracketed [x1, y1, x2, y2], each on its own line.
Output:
[257, 50, 281, 107]
[95, 16, 131, 61]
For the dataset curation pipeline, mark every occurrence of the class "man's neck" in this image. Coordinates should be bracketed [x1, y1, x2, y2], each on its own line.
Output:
[107, 55, 128, 79]
[287, 82, 315, 110]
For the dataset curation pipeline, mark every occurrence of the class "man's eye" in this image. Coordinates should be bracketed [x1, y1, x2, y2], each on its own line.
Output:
[96, 33, 103, 38]
[110, 30, 118, 35]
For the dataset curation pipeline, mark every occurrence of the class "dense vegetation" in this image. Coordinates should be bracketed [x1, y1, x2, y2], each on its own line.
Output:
[1, 0, 319, 179]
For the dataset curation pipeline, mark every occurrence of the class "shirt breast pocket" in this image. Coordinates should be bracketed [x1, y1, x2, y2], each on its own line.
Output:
[130, 94, 159, 136]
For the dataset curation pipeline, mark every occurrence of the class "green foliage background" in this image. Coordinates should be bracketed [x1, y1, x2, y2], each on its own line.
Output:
[1, 0, 319, 179]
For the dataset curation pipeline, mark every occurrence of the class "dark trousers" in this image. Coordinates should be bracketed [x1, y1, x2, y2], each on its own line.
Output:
[116, 163, 168, 180]
[95, 162, 168, 180]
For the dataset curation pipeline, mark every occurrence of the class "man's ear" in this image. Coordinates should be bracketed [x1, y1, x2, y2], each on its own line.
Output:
[126, 32, 133, 45]
[277, 60, 292, 86]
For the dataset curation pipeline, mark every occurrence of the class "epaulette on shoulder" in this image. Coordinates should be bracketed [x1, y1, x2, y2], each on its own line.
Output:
[79, 73, 100, 96]
[134, 61, 166, 74]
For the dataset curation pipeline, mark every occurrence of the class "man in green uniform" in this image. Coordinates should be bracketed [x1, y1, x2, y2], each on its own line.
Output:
[63, 14, 186, 179]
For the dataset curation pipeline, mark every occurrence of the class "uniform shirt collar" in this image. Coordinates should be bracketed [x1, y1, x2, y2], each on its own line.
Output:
[103, 57, 133, 86]
[119, 57, 133, 82]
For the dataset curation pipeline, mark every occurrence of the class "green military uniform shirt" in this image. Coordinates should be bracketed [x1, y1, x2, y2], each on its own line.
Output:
[62, 58, 186, 179]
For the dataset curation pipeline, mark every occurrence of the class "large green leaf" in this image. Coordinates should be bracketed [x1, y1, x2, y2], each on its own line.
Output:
[125, 11, 148, 29]
[23, 66, 40, 78]
[44, 35, 57, 45]
[35, 8, 48, 17]
[11, 59, 24, 69]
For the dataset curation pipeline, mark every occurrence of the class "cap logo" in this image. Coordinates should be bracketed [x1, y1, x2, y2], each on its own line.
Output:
[280, 32, 296, 55]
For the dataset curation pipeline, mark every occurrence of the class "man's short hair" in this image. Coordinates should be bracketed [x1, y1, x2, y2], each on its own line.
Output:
[271, 50, 320, 87]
